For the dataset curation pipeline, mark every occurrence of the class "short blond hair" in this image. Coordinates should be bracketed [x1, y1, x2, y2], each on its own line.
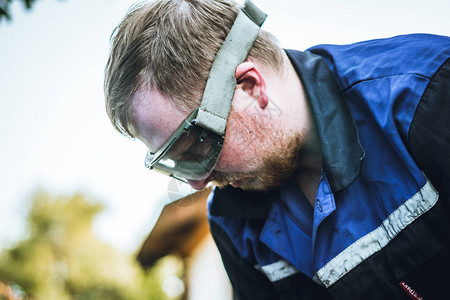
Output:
[104, 0, 283, 138]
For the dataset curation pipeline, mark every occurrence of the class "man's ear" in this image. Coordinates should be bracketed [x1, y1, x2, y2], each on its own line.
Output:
[235, 62, 269, 109]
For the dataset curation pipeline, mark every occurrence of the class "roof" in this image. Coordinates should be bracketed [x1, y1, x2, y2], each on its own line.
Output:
[137, 188, 212, 268]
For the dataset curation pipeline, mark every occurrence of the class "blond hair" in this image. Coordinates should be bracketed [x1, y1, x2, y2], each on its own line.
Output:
[104, 0, 283, 138]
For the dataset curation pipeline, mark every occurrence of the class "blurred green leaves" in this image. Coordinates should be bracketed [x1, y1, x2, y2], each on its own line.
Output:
[0, 0, 38, 22]
[0, 191, 182, 300]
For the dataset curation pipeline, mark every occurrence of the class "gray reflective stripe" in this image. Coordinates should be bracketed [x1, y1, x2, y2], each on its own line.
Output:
[196, 0, 266, 136]
[314, 179, 439, 287]
[255, 260, 299, 282]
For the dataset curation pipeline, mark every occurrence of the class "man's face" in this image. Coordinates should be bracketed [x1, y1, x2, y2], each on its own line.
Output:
[133, 87, 304, 191]
[207, 106, 303, 190]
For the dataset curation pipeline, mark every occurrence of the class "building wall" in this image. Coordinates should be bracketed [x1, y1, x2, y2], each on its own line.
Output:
[187, 235, 232, 300]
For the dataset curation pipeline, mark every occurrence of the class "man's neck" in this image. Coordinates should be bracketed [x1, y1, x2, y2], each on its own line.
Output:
[295, 161, 322, 207]
[259, 52, 324, 205]
[282, 52, 323, 207]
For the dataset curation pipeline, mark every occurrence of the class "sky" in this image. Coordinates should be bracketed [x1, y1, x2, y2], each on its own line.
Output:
[1, 0, 449, 253]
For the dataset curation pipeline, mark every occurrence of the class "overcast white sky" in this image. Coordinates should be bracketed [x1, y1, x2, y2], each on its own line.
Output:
[1, 0, 449, 253]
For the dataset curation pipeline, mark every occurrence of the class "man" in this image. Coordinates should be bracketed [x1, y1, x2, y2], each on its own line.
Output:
[104, 0, 450, 299]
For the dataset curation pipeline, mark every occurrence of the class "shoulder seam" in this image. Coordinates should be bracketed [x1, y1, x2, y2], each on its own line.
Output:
[343, 73, 430, 93]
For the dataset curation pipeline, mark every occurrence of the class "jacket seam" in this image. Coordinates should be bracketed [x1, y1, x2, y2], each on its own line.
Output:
[343, 72, 430, 93]
[407, 57, 450, 147]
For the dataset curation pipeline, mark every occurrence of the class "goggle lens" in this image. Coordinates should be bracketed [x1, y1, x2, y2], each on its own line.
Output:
[145, 122, 223, 182]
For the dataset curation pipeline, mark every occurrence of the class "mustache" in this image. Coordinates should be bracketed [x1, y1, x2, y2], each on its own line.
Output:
[210, 170, 250, 188]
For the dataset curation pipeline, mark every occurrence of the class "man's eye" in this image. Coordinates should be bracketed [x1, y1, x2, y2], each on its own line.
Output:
[176, 153, 204, 162]
[166, 135, 194, 158]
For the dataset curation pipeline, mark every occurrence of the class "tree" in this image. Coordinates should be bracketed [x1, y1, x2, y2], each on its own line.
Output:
[0, 190, 177, 300]
[0, 0, 38, 22]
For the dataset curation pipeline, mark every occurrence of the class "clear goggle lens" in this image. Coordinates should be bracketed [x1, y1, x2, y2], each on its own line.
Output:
[145, 122, 223, 182]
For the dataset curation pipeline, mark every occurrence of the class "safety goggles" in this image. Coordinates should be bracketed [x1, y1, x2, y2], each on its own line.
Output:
[144, 108, 224, 182]
[143, 0, 266, 182]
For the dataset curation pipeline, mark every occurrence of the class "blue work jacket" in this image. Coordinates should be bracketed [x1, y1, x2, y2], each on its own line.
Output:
[208, 34, 450, 299]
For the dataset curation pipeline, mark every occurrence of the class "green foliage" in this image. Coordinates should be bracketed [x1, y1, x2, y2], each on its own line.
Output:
[0, 0, 38, 22]
[0, 190, 179, 300]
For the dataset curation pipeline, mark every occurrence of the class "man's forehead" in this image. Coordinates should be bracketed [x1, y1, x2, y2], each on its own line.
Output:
[132, 87, 187, 151]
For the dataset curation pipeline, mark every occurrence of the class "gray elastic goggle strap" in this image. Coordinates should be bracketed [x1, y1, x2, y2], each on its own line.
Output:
[195, 0, 267, 136]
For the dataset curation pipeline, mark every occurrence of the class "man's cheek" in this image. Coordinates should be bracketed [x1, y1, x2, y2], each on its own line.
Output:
[216, 146, 244, 171]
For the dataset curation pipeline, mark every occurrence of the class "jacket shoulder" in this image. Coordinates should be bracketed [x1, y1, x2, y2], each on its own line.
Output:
[308, 34, 450, 90]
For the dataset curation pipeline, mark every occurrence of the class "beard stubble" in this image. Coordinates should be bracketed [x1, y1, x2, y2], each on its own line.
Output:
[211, 107, 305, 191]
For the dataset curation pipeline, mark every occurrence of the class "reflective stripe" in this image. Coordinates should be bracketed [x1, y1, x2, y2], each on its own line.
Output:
[314, 179, 439, 287]
[256, 260, 299, 282]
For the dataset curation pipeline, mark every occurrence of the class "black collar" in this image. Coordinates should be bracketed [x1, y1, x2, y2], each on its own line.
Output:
[210, 50, 365, 219]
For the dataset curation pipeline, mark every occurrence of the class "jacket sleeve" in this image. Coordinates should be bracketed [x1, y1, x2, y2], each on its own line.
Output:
[208, 220, 277, 300]
[408, 57, 450, 199]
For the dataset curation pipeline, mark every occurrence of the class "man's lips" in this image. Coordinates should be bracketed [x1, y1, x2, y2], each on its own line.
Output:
[230, 179, 244, 188]
[187, 170, 251, 190]
[186, 172, 214, 190]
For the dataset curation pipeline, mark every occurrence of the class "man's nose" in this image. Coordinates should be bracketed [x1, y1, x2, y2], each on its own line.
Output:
[187, 178, 210, 190]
